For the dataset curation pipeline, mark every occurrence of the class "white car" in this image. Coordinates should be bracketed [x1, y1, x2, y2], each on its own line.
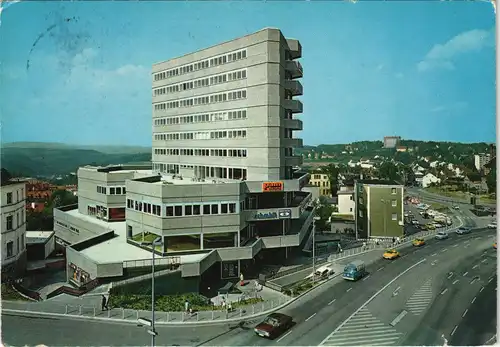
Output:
[435, 231, 449, 240]
[488, 223, 497, 229]
[456, 227, 471, 235]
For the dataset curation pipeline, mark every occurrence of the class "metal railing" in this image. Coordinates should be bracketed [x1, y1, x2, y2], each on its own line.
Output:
[1, 295, 292, 324]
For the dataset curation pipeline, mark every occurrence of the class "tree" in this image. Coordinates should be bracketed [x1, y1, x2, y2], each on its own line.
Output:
[378, 162, 400, 181]
[486, 169, 497, 194]
[323, 164, 340, 197]
[49, 189, 78, 208]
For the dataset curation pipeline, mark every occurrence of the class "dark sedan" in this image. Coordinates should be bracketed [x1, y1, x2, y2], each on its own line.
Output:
[254, 313, 293, 339]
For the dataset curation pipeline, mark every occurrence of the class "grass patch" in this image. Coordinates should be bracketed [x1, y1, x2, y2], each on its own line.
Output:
[1, 284, 30, 301]
[108, 292, 262, 312]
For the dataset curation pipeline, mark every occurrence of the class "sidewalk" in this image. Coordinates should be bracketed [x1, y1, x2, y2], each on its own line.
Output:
[2, 292, 292, 325]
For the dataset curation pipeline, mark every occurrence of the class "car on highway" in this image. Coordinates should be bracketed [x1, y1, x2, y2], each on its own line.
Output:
[453, 205, 460, 210]
[254, 313, 293, 339]
[488, 222, 497, 229]
[383, 249, 400, 260]
[494, 242, 497, 249]
[412, 238, 425, 247]
[456, 227, 471, 235]
[425, 223, 436, 230]
[342, 260, 367, 281]
[435, 231, 449, 240]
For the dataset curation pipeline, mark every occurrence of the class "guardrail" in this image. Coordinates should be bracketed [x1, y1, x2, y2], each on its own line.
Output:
[2, 294, 292, 324]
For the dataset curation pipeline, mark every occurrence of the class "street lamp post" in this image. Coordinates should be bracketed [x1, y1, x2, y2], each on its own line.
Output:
[312, 214, 321, 285]
[141, 237, 163, 347]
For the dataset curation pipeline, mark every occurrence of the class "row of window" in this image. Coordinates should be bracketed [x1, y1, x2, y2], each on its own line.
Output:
[127, 199, 239, 217]
[5, 235, 25, 259]
[154, 148, 248, 158]
[153, 69, 247, 96]
[152, 163, 247, 180]
[56, 220, 80, 234]
[154, 110, 247, 127]
[96, 186, 127, 195]
[5, 209, 25, 231]
[153, 49, 247, 81]
[154, 129, 247, 141]
[153, 89, 247, 111]
[5, 188, 25, 205]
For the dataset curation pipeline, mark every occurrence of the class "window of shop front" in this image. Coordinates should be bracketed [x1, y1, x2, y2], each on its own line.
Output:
[203, 232, 236, 249]
[164, 235, 201, 252]
[109, 208, 126, 221]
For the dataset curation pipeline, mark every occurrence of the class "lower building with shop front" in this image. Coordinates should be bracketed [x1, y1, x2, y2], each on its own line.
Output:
[54, 165, 313, 293]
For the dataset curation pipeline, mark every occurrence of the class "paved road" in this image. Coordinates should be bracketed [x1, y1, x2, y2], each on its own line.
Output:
[0, 313, 233, 346]
[402, 245, 497, 346]
[200, 228, 495, 346]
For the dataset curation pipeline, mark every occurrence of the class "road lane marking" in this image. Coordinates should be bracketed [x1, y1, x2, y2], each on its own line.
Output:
[473, 265, 479, 269]
[319, 259, 427, 346]
[328, 299, 336, 305]
[462, 309, 468, 317]
[471, 297, 476, 304]
[432, 253, 437, 256]
[482, 259, 487, 263]
[305, 313, 316, 322]
[489, 277, 494, 283]
[377, 267, 384, 272]
[390, 310, 408, 327]
[442, 248, 448, 252]
[447, 272, 454, 279]
[276, 329, 293, 343]
[480, 286, 485, 292]
[463, 272, 468, 277]
[452, 244, 458, 248]
[470, 278, 478, 285]
[441, 288, 448, 295]
[346, 288, 352, 292]
[453, 280, 459, 285]
[451, 325, 458, 336]
[362, 275, 371, 281]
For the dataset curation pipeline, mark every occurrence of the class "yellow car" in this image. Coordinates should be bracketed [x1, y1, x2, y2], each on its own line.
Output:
[494, 242, 497, 249]
[425, 224, 436, 230]
[413, 238, 425, 247]
[383, 249, 400, 260]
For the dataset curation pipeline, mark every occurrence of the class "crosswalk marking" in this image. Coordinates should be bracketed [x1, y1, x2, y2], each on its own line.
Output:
[406, 279, 433, 316]
[320, 307, 402, 346]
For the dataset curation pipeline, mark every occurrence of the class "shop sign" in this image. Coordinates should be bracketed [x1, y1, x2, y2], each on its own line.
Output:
[221, 261, 239, 279]
[254, 211, 278, 219]
[278, 209, 292, 219]
[262, 181, 284, 192]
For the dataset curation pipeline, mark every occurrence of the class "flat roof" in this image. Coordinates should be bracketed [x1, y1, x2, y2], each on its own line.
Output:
[26, 231, 54, 244]
[66, 209, 206, 264]
[154, 175, 241, 186]
[357, 179, 401, 186]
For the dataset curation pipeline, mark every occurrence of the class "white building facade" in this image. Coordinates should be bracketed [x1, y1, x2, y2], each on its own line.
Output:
[1, 180, 27, 279]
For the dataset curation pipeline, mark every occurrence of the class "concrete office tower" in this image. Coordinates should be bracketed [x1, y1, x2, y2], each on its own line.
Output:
[151, 27, 304, 181]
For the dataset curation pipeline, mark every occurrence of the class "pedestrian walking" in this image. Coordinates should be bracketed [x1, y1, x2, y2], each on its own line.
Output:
[392, 237, 396, 245]
[185, 299, 189, 313]
[101, 295, 108, 311]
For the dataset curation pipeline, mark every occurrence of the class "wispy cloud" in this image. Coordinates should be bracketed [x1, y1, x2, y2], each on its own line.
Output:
[417, 28, 494, 72]
[395, 72, 404, 79]
[431, 101, 468, 113]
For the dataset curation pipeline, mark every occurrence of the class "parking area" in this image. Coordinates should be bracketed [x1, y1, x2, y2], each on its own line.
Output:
[403, 200, 454, 236]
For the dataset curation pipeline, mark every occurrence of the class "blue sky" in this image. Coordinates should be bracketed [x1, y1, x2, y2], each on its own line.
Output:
[0, 1, 496, 147]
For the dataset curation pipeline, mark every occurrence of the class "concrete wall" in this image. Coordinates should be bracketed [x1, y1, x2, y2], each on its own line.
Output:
[338, 193, 355, 215]
[54, 207, 108, 245]
[44, 234, 55, 258]
[66, 246, 99, 280]
[367, 186, 404, 238]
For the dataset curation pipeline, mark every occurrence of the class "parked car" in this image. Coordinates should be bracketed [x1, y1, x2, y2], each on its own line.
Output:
[254, 313, 293, 339]
[435, 231, 449, 240]
[488, 222, 497, 229]
[456, 227, 471, 235]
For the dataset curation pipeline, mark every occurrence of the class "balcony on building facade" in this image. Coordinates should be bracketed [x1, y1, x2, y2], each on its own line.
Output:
[285, 60, 303, 79]
[285, 155, 303, 167]
[284, 99, 303, 114]
[282, 138, 303, 148]
[286, 39, 302, 60]
[283, 118, 303, 131]
[284, 79, 303, 96]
